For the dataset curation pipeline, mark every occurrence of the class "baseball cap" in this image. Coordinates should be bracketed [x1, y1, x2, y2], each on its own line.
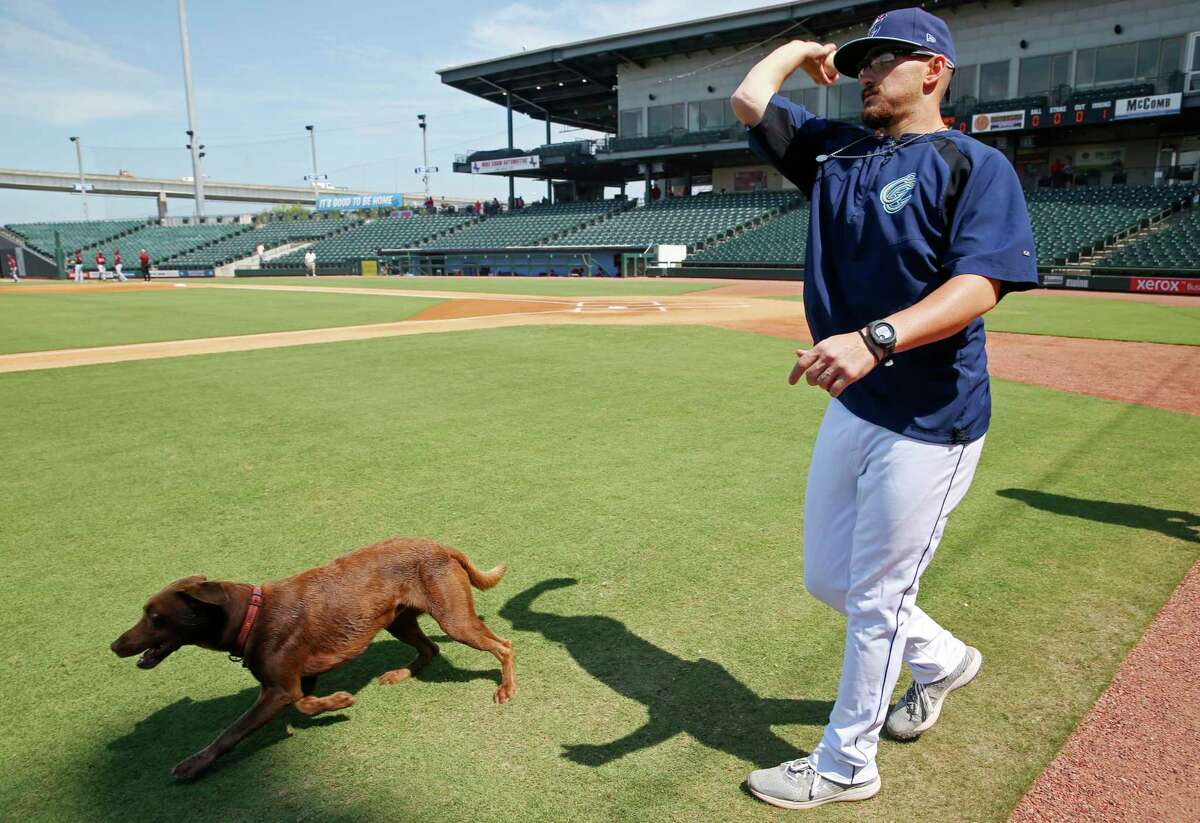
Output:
[832, 8, 957, 77]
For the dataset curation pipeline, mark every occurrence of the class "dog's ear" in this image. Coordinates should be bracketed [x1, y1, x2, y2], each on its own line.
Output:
[178, 579, 229, 606]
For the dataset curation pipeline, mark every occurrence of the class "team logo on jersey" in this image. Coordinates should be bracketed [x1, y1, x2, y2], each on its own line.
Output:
[880, 173, 917, 214]
[869, 13, 887, 36]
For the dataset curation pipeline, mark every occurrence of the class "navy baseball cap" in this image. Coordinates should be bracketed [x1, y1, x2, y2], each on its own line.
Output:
[833, 7, 957, 77]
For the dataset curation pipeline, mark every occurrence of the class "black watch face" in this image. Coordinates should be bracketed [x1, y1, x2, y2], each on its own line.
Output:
[872, 322, 895, 344]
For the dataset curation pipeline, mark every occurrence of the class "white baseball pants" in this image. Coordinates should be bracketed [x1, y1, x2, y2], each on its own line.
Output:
[804, 399, 984, 785]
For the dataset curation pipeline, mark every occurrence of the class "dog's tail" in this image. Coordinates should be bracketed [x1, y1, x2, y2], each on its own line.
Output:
[452, 550, 507, 590]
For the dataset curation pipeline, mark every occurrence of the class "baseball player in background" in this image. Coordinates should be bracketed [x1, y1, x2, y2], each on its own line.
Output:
[731, 8, 1038, 810]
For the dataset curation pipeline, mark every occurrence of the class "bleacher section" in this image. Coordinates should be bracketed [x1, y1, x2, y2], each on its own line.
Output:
[687, 207, 809, 265]
[422, 201, 626, 250]
[6, 219, 150, 256]
[547, 192, 800, 249]
[1096, 208, 1200, 270]
[80, 223, 248, 268]
[680, 186, 1196, 270]
[263, 214, 475, 269]
[1026, 186, 1194, 264]
[164, 217, 357, 268]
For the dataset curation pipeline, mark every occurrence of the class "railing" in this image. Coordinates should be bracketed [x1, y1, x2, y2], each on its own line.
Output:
[1017, 164, 1199, 192]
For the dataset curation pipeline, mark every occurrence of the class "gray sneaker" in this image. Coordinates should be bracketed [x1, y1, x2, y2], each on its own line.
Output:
[885, 646, 982, 741]
[747, 757, 881, 810]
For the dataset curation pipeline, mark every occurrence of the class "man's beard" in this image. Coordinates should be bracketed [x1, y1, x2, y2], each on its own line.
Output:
[862, 101, 893, 130]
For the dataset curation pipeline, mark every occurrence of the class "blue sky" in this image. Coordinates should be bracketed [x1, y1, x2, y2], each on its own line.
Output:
[0, 0, 766, 223]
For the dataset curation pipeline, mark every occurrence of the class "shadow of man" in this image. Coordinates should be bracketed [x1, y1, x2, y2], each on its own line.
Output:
[998, 489, 1200, 544]
[500, 578, 830, 768]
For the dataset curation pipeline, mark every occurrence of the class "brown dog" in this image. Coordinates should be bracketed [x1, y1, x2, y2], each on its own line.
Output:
[111, 537, 515, 780]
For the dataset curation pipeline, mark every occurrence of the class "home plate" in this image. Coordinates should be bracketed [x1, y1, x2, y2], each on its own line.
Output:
[174, 283, 187, 288]
[607, 305, 627, 310]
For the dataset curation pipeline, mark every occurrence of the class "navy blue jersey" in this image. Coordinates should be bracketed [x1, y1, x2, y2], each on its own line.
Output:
[748, 93, 1039, 444]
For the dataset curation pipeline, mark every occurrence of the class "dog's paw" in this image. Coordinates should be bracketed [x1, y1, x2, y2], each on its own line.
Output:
[327, 691, 355, 710]
[378, 668, 413, 685]
[493, 684, 515, 704]
[172, 753, 213, 781]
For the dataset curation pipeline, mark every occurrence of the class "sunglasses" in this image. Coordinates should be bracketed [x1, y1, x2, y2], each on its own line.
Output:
[856, 49, 938, 78]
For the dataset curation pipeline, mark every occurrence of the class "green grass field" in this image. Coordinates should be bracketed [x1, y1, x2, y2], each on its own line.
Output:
[1, 322, 1195, 822]
[0, 288, 441, 354]
[228, 275, 722, 297]
[777, 290, 1200, 346]
[985, 292, 1200, 345]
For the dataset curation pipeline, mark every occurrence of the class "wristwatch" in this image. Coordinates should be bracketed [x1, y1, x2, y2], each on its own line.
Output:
[867, 320, 897, 366]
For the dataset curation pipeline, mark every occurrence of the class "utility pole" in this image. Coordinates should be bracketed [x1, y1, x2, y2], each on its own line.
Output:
[177, 0, 206, 218]
[68, 136, 90, 219]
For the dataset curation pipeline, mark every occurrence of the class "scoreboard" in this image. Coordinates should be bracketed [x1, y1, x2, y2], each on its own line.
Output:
[1029, 101, 1116, 129]
[948, 92, 1184, 135]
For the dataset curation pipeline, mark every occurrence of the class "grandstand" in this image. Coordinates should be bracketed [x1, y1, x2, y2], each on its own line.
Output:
[547, 192, 800, 250]
[1026, 185, 1197, 265]
[422, 200, 629, 250]
[6, 219, 151, 257]
[164, 217, 358, 268]
[262, 213, 477, 269]
[1097, 206, 1200, 270]
[79, 223, 248, 269]
[687, 206, 810, 266]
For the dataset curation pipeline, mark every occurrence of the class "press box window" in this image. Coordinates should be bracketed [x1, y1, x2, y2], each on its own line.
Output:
[647, 103, 685, 136]
[619, 109, 643, 138]
[979, 60, 1010, 101]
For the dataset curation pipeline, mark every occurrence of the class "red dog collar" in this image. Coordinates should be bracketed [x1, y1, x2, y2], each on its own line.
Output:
[232, 585, 263, 660]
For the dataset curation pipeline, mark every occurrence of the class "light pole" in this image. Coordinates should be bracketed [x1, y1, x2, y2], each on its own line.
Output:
[417, 114, 430, 199]
[68, 136, 90, 219]
[303, 125, 327, 199]
[177, 0, 206, 217]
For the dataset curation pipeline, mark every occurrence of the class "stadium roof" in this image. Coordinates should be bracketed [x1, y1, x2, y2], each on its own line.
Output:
[437, 0, 977, 132]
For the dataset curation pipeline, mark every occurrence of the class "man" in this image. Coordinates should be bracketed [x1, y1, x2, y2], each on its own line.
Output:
[73, 249, 84, 283]
[95, 249, 107, 281]
[6, 252, 19, 282]
[731, 8, 1037, 810]
[303, 249, 317, 277]
[113, 248, 126, 282]
[139, 248, 151, 282]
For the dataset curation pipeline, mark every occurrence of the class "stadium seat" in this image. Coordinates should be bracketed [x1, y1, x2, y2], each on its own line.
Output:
[164, 216, 358, 268]
[262, 213, 476, 269]
[421, 200, 628, 250]
[546, 191, 803, 250]
[6, 219, 151, 257]
[78, 223, 249, 268]
[1094, 204, 1200, 270]
[1024, 185, 1196, 264]
[687, 206, 810, 265]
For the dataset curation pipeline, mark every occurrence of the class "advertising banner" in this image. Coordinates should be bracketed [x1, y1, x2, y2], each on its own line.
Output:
[1128, 276, 1200, 294]
[316, 193, 406, 211]
[1114, 93, 1182, 120]
[470, 155, 540, 174]
[971, 109, 1025, 133]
